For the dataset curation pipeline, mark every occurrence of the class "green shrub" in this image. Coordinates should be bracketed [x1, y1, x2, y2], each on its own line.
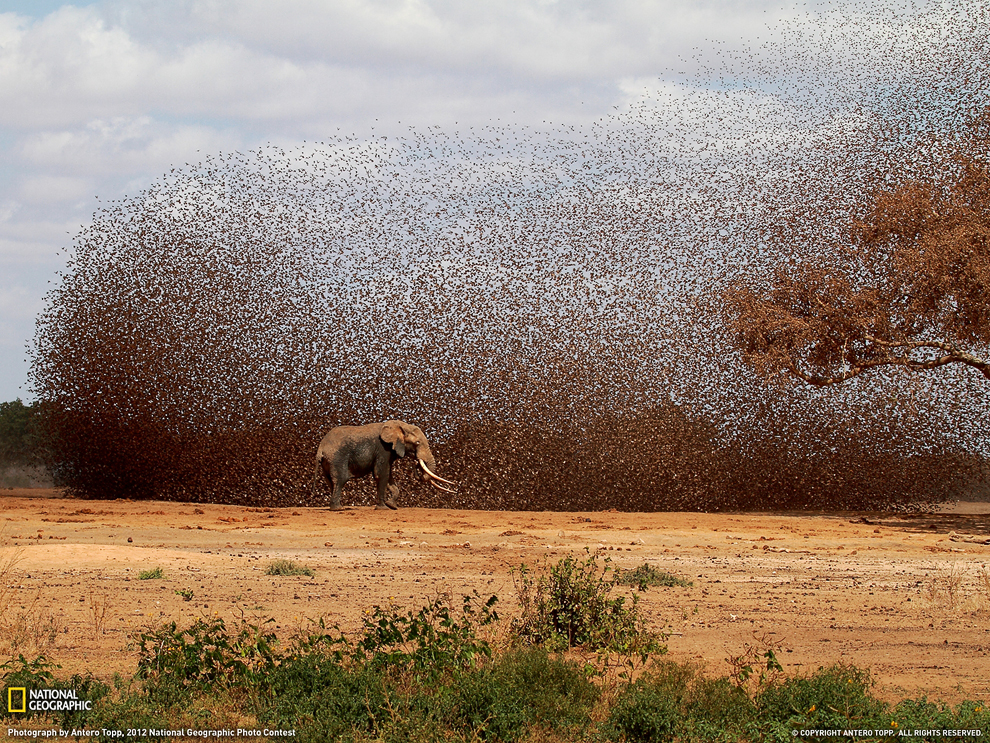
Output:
[1, 653, 56, 688]
[265, 559, 314, 576]
[353, 593, 498, 680]
[452, 647, 599, 741]
[603, 671, 684, 742]
[890, 698, 990, 735]
[0, 399, 42, 464]
[512, 550, 666, 657]
[1, 655, 112, 727]
[138, 567, 165, 580]
[758, 664, 887, 731]
[61, 689, 175, 738]
[682, 676, 757, 741]
[258, 594, 498, 741]
[136, 616, 279, 705]
[260, 656, 391, 741]
[616, 563, 693, 590]
[752, 666, 990, 740]
[6, 595, 985, 742]
[602, 662, 757, 741]
[1, 655, 58, 719]
[602, 661, 764, 743]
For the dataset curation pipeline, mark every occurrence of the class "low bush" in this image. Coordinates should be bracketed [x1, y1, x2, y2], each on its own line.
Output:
[0, 653, 57, 690]
[683, 676, 755, 739]
[511, 550, 666, 658]
[264, 559, 314, 577]
[603, 673, 682, 742]
[2, 592, 987, 741]
[259, 594, 498, 742]
[452, 647, 599, 741]
[260, 657, 392, 741]
[0, 655, 112, 727]
[602, 661, 758, 742]
[615, 563, 693, 590]
[757, 663, 885, 730]
[136, 616, 279, 706]
[353, 593, 499, 679]
[890, 698, 990, 735]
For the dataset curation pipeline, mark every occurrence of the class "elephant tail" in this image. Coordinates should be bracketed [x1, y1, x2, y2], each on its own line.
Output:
[311, 456, 322, 504]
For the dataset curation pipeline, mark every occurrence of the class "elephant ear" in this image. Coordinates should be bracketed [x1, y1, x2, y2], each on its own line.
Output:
[381, 421, 406, 457]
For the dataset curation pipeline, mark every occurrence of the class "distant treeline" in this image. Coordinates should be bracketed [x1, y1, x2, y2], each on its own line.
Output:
[0, 399, 53, 489]
[0, 399, 42, 465]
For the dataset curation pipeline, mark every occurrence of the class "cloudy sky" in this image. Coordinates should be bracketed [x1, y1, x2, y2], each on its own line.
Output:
[0, 0, 842, 401]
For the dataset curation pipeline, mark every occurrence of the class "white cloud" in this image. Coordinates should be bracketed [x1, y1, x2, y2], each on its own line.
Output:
[18, 116, 242, 175]
[0, 200, 17, 224]
[0, 283, 43, 322]
[0, 8, 152, 126]
[0, 7, 333, 128]
[19, 174, 93, 204]
[167, 0, 778, 81]
[1, 1, 793, 132]
[0, 281, 44, 398]
[0, 220, 86, 262]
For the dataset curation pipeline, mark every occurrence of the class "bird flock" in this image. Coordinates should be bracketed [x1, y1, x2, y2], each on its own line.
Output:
[31, 1, 989, 510]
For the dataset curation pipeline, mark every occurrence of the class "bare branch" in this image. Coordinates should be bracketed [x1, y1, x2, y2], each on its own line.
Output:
[789, 348, 990, 386]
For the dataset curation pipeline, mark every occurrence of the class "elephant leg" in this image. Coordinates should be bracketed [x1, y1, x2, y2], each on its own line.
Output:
[325, 466, 346, 511]
[374, 463, 398, 510]
[385, 483, 400, 510]
[330, 481, 346, 510]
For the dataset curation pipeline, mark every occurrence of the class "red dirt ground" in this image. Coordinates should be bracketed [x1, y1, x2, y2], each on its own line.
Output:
[2, 489, 988, 704]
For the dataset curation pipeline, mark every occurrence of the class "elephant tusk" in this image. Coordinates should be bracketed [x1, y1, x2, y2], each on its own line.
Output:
[429, 480, 457, 494]
[418, 458, 458, 486]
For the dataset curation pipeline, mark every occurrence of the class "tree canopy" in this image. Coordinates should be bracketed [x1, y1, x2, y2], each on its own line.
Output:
[727, 109, 990, 387]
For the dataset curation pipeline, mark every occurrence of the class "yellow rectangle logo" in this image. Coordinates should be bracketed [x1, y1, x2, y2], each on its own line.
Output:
[8, 687, 26, 713]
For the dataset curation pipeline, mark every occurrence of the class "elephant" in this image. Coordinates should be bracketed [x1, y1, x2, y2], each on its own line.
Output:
[314, 420, 457, 510]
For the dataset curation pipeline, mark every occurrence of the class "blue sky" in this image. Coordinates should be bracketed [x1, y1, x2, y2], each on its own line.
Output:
[0, 0, 908, 400]
[2, 1, 88, 16]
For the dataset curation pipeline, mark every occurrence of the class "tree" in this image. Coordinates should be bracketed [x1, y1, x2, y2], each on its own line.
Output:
[0, 399, 42, 464]
[726, 109, 990, 386]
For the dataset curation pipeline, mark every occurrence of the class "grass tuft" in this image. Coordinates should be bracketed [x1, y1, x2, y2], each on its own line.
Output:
[615, 563, 693, 590]
[264, 559, 314, 577]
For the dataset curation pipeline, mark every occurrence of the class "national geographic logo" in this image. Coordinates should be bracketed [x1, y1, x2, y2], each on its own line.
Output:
[8, 688, 25, 714]
[7, 688, 92, 713]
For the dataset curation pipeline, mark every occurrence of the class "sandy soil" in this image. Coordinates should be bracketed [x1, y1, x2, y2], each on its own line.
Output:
[2, 489, 988, 704]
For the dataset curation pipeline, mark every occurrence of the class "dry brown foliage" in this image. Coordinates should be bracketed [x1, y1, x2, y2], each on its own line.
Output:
[726, 109, 990, 386]
[29, 1, 988, 510]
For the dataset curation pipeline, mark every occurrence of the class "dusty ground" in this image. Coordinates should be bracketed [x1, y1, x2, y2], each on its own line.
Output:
[2, 489, 988, 704]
